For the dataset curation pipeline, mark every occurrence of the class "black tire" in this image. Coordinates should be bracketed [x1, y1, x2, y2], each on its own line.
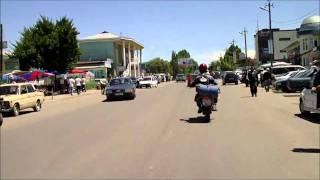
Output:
[204, 114, 211, 123]
[130, 94, 136, 100]
[223, 83, 226, 85]
[282, 86, 289, 93]
[0, 113, 3, 126]
[33, 100, 41, 112]
[235, 81, 238, 85]
[106, 96, 113, 101]
[12, 103, 20, 116]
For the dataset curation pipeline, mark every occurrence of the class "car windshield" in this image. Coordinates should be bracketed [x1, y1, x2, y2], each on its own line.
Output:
[289, 71, 298, 77]
[0, 86, 19, 95]
[293, 70, 306, 78]
[226, 74, 235, 78]
[143, 77, 151, 81]
[110, 79, 130, 86]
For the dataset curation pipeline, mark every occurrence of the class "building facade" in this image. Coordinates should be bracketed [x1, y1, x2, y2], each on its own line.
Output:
[254, 28, 298, 64]
[77, 31, 144, 78]
[282, 16, 320, 66]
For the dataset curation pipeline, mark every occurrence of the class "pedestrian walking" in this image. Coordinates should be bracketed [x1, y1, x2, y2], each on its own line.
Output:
[248, 67, 258, 97]
[262, 68, 272, 92]
[312, 60, 320, 108]
[75, 77, 82, 95]
[68, 77, 75, 96]
[81, 76, 86, 92]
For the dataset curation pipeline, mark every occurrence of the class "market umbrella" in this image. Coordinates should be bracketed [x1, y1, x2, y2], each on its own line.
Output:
[69, 69, 86, 74]
[19, 71, 45, 81]
[43, 72, 55, 77]
[85, 71, 95, 78]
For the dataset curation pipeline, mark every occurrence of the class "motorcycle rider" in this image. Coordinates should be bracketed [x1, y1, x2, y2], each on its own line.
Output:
[191, 64, 218, 113]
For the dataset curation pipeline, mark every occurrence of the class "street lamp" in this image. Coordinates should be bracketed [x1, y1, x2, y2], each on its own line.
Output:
[259, 0, 274, 68]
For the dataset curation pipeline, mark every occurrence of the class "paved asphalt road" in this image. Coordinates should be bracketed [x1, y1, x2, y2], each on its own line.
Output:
[1, 81, 319, 179]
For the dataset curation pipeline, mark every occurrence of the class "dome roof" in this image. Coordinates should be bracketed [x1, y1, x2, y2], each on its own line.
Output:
[301, 16, 320, 25]
[299, 16, 320, 35]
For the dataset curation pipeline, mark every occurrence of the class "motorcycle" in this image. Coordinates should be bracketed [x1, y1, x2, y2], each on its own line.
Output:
[195, 76, 219, 122]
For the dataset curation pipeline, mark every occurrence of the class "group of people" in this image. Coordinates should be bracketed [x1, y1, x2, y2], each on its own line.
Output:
[67, 76, 86, 96]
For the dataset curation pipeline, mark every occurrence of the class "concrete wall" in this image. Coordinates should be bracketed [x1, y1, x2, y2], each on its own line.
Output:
[273, 30, 298, 60]
[79, 41, 115, 61]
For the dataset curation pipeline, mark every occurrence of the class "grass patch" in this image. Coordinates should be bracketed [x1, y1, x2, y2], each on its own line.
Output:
[85, 80, 97, 90]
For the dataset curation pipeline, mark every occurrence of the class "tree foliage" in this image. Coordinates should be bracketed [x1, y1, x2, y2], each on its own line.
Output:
[170, 49, 197, 75]
[11, 16, 80, 72]
[209, 44, 241, 71]
[170, 51, 179, 76]
[144, 57, 172, 74]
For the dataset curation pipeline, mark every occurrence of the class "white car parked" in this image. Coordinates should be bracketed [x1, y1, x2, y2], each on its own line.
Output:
[138, 76, 158, 88]
[274, 71, 298, 81]
[299, 86, 320, 115]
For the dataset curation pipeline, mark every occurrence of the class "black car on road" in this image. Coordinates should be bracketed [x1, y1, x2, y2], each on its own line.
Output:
[223, 72, 238, 85]
[105, 78, 136, 100]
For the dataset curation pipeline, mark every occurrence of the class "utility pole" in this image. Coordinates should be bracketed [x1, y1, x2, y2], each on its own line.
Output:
[230, 39, 236, 46]
[239, 28, 248, 62]
[260, 0, 274, 68]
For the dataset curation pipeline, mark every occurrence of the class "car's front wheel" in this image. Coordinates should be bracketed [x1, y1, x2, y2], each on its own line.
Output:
[12, 103, 20, 116]
[33, 100, 41, 112]
[299, 99, 310, 115]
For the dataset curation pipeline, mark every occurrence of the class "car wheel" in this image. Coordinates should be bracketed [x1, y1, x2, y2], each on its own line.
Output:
[223, 83, 226, 85]
[12, 103, 20, 116]
[107, 96, 112, 101]
[131, 94, 136, 100]
[33, 100, 41, 112]
[235, 82, 238, 85]
[299, 99, 310, 115]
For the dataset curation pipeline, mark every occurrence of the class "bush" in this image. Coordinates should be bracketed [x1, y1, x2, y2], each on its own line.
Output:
[85, 80, 97, 90]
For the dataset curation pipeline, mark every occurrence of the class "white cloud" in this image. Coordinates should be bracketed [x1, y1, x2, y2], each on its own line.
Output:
[193, 50, 225, 65]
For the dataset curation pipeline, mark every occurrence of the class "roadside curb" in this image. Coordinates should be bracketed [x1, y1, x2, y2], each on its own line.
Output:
[44, 90, 101, 102]
[282, 94, 300, 97]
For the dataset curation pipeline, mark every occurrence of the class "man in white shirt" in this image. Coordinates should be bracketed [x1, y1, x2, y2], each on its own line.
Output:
[81, 76, 86, 92]
[68, 78, 75, 96]
[75, 77, 82, 95]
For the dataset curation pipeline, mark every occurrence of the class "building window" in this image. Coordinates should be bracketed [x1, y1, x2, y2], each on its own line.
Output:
[280, 50, 286, 53]
[315, 40, 318, 47]
[279, 38, 290, 41]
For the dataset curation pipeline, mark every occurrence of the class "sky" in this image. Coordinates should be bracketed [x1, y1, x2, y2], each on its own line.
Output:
[1, 0, 319, 65]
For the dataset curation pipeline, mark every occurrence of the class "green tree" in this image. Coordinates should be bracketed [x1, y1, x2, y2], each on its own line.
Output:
[145, 57, 172, 74]
[170, 51, 179, 76]
[11, 27, 39, 70]
[11, 16, 80, 72]
[176, 49, 191, 59]
[176, 49, 193, 74]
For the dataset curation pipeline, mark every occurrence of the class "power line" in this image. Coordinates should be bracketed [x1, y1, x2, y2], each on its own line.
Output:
[272, 9, 318, 23]
[272, 12, 318, 25]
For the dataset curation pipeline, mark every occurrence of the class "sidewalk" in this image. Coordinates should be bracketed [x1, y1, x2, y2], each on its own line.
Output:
[44, 89, 101, 103]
